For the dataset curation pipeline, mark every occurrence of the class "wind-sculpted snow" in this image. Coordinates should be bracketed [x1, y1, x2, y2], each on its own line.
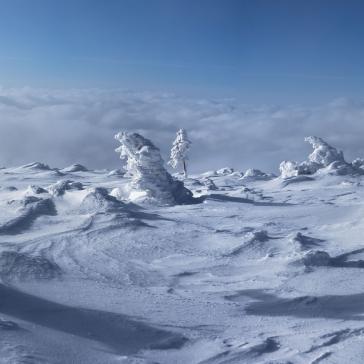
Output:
[47, 180, 84, 196]
[78, 187, 128, 214]
[61, 164, 88, 173]
[0, 163, 364, 363]
[280, 136, 364, 179]
[0, 196, 56, 235]
[114, 131, 196, 205]
[0, 251, 62, 281]
[18, 162, 52, 171]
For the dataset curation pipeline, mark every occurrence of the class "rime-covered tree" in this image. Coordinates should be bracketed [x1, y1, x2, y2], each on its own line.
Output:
[279, 136, 364, 178]
[168, 128, 191, 178]
[114, 131, 195, 205]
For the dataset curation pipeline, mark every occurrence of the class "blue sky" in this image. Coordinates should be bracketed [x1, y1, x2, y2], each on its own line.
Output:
[0, 0, 364, 103]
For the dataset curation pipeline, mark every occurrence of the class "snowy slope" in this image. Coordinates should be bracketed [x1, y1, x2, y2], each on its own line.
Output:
[0, 163, 364, 363]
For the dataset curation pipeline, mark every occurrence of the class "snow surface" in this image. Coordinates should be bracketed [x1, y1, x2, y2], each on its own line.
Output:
[1, 162, 364, 363]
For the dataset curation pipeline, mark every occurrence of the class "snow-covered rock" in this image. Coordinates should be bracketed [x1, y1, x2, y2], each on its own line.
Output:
[114, 132, 195, 205]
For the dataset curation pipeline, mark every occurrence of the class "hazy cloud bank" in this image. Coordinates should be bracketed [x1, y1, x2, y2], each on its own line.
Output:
[0, 87, 363, 174]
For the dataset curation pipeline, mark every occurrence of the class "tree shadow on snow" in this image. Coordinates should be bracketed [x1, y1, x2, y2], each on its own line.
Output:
[0, 284, 187, 354]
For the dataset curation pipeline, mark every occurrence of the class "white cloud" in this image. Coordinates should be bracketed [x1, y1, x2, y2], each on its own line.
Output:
[0, 88, 363, 173]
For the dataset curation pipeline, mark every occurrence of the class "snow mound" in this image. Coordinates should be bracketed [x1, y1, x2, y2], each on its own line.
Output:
[61, 164, 88, 173]
[48, 180, 84, 196]
[280, 136, 363, 178]
[115, 132, 196, 205]
[242, 168, 275, 180]
[19, 162, 52, 170]
[0, 251, 62, 281]
[79, 187, 128, 214]
[0, 197, 56, 235]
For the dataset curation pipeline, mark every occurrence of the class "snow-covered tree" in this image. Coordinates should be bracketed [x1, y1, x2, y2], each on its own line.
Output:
[114, 131, 195, 205]
[279, 136, 364, 178]
[305, 136, 345, 167]
[168, 129, 191, 178]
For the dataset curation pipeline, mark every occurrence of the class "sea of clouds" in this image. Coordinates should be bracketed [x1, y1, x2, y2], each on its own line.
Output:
[0, 87, 363, 173]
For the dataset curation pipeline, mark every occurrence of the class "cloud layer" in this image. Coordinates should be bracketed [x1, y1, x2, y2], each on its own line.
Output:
[0, 88, 364, 174]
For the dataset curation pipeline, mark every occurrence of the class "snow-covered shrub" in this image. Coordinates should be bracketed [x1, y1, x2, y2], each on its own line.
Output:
[279, 161, 299, 179]
[305, 136, 345, 167]
[352, 158, 364, 170]
[280, 136, 363, 178]
[115, 131, 195, 205]
[216, 167, 235, 176]
[47, 180, 84, 196]
[168, 128, 191, 178]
